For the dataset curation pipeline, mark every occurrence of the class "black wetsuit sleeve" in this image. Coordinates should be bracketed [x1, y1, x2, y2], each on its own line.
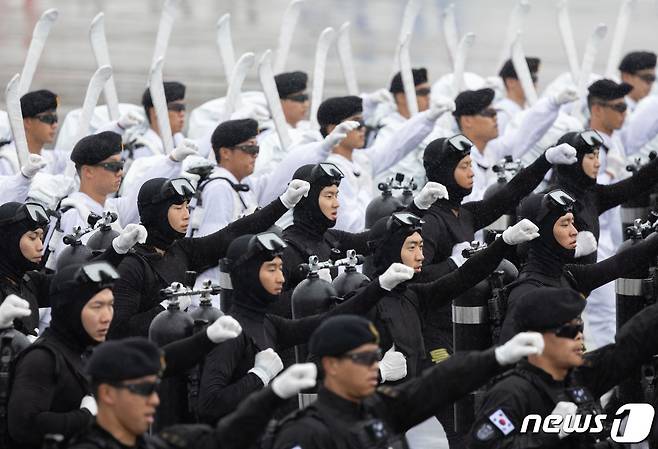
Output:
[419, 211, 457, 269]
[327, 229, 372, 256]
[594, 157, 658, 214]
[566, 233, 658, 295]
[162, 329, 217, 377]
[182, 198, 288, 273]
[33, 271, 53, 307]
[8, 348, 93, 445]
[89, 244, 124, 269]
[464, 154, 552, 231]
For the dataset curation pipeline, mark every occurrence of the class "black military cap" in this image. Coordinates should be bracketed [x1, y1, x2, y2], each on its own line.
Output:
[618, 51, 657, 74]
[389, 68, 429, 94]
[275, 71, 308, 98]
[309, 315, 380, 357]
[141, 81, 186, 110]
[211, 118, 259, 151]
[498, 57, 541, 79]
[587, 79, 632, 101]
[514, 287, 585, 332]
[453, 88, 495, 118]
[86, 337, 164, 382]
[20, 89, 58, 118]
[317, 96, 363, 127]
[70, 131, 122, 166]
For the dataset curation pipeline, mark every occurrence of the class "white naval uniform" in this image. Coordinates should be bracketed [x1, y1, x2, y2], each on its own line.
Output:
[494, 97, 523, 136]
[0, 144, 70, 177]
[0, 173, 31, 203]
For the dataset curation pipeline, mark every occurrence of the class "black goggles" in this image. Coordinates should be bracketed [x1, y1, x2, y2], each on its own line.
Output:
[637, 73, 656, 84]
[339, 348, 383, 366]
[386, 212, 424, 234]
[167, 102, 186, 112]
[309, 162, 344, 184]
[232, 144, 260, 155]
[283, 93, 309, 103]
[415, 87, 431, 97]
[0, 202, 50, 227]
[550, 320, 584, 339]
[34, 112, 58, 125]
[148, 178, 196, 205]
[94, 161, 124, 173]
[578, 129, 604, 149]
[109, 378, 161, 397]
[233, 232, 288, 268]
[447, 134, 474, 157]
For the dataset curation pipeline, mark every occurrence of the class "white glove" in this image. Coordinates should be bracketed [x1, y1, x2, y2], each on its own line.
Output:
[169, 139, 199, 162]
[80, 395, 98, 416]
[450, 241, 472, 268]
[494, 331, 544, 365]
[231, 103, 271, 122]
[482, 75, 505, 92]
[249, 348, 284, 386]
[552, 401, 579, 439]
[362, 89, 395, 112]
[206, 315, 242, 343]
[0, 295, 31, 329]
[118, 111, 144, 130]
[379, 263, 414, 291]
[545, 143, 577, 165]
[379, 346, 407, 382]
[502, 219, 540, 245]
[426, 96, 456, 121]
[322, 120, 360, 151]
[279, 179, 311, 209]
[413, 181, 449, 210]
[551, 86, 579, 106]
[574, 231, 598, 258]
[20, 154, 47, 178]
[112, 224, 148, 254]
[271, 363, 317, 399]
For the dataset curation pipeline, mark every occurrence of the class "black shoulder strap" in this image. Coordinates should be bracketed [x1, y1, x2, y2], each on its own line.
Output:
[198, 176, 249, 210]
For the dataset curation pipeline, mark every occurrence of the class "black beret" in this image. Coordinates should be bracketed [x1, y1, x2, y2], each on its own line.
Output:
[453, 88, 495, 118]
[514, 287, 585, 332]
[20, 90, 58, 118]
[275, 71, 308, 98]
[86, 337, 164, 382]
[211, 118, 259, 151]
[317, 96, 363, 127]
[142, 81, 186, 110]
[618, 51, 657, 74]
[389, 68, 429, 94]
[498, 57, 541, 79]
[309, 315, 380, 357]
[70, 131, 122, 166]
[587, 79, 632, 101]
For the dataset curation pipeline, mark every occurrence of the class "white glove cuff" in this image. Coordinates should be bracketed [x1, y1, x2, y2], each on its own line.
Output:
[249, 367, 271, 386]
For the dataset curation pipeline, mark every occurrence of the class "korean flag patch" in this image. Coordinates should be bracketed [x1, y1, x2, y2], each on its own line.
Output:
[489, 409, 515, 435]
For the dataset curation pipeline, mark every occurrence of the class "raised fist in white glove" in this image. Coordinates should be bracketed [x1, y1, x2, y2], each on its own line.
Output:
[426, 96, 456, 120]
[494, 331, 544, 365]
[379, 263, 414, 291]
[483, 75, 505, 92]
[118, 111, 144, 130]
[21, 154, 47, 179]
[0, 295, 31, 328]
[545, 143, 577, 165]
[112, 224, 147, 254]
[552, 401, 579, 439]
[170, 139, 199, 162]
[280, 179, 310, 209]
[574, 231, 598, 258]
[322, 120, 360, 151]
[80, 395, 98, 416]
[362, 89, 395, 109]
[271, 363, 317, 399]
[414, 181, 449, 210]
[450, 241, 472, 268]
[379, 346, 407, 382]
[206, 315, 242, 343]
[249, 348, 284, 386]
[502, 219, 540, 245]
[551, 86, 579, 107]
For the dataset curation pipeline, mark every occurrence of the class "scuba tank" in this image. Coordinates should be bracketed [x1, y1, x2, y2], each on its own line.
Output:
[86, 211, 120, 253]
[55, 225, 95, 271]
[620, 155, 653, 240]
[332, 250, 369, 297]
[482, 157, 523, 245]
[365, 173, 417, 229]
[399, 173, 417, 207]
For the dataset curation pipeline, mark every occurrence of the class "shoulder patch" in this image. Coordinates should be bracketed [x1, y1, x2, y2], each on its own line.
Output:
[376, 385, 400, 398]
[489, 409, 515, 435]
[475, 422, 496, 441]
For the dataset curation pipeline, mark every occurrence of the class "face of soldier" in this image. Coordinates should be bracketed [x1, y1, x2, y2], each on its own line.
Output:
[19, 228, 44, 264]
[339, 114, 366, 150]
[318, 185, 339, 221]
[540, 322, 585, 370]
[463, 107, 499, 144]
[453, 155, 474, 190]
[400, 232, 424, 272]
[324, 343, 381, 401]
[81, 288, 114, 342]
[552, 213, 577, 250]
[167, 100, 186, 135]
[220, 137, 259, 181]
[622, 68, 656, 102]
[581, 150, 600, 179]
[281, 91, 309, 127]
[259, 256, 285, 295]
[24, 110, 59, 147]
[592, 98, 627, 132]
[101, 374, 161, 438]
[83, 154, 123, 196]
[167, 201, 190, 234]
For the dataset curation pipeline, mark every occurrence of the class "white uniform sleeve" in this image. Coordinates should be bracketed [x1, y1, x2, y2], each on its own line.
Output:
[333, 174, 362, 232]
[364, 111, 435, 176]
[95, 120, 125, 136]
[0, 173, 30, 203]
[619, 96, 658, 157]
[194, 181, 235, 236]
[0, 158, 16, 176]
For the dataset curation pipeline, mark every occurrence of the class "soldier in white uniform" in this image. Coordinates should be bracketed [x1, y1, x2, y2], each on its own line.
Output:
[0, 154, 46, 204]
[618, 51, 656, 113]
[495, 57, 540, 134]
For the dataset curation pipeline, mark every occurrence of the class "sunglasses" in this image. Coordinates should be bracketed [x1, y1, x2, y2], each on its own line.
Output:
[284, 93, 309, 103]
[0, 202, 50, 227]
[34, 113, 58, 125]
[415, 87, 431, 97]
[477, 108, 498, 118]
[95, 161, 124, 173]
[637, 73, 656, 84]
[578, 129, 604, 148]
[110, 379, 161, 397]
[232, 144, 260, 155]
[550, 320, 584, 339]
[598, 102, 627, 113]
[167, 102, 186, 112]
[340, 348, 383, 366]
